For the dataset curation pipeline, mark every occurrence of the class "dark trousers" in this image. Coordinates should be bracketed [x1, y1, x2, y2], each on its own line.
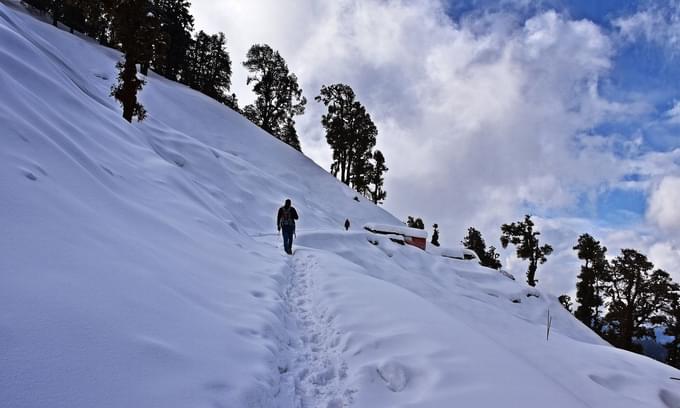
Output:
[281, 225, 295, 254]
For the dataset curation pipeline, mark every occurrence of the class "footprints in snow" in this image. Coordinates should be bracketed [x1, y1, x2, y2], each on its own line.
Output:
[281, 253, 355, 407]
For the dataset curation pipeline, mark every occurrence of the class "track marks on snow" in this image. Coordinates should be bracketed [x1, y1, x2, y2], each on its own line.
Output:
[281, 252, 354, 407]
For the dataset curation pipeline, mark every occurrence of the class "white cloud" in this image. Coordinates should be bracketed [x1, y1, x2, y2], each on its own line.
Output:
[648, 176, 680, 232]
[666, 100, 680, 124]
[614, 2, 680, 54]
[189, 0, 680, 296]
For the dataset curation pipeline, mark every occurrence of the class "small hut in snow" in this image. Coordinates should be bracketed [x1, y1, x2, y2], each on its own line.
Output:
[363, 223, 428, 250]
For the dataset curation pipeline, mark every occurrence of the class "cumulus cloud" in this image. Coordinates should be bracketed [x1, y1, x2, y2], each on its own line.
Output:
[648, 176, 680, 232]
[190, 0, 680, 296]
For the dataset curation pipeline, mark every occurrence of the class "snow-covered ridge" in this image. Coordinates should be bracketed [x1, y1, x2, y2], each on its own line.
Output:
[363, 222, 429, 239]
[1, 2, 679, 407]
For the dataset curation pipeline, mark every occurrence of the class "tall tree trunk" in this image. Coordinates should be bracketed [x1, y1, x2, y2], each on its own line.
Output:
[527, 261, 537, 287]
[121, 58, 138, 123]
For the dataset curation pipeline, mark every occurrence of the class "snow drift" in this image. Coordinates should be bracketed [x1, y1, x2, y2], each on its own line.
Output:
[1, 2, 679, 407]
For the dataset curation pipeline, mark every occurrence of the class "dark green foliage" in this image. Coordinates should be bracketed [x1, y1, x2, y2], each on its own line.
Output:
[243, 44, 306, 150]
[603, 249, 678, 353]
[105, 0, 158, 122]
[24, 0, 63, 25]
[559, 295, 573, 312]
[49, 0, 63, 26]
[23, 0, 51, 12]
[665, 300, 680, 368]
[111, 59, 147, 122]
[573, 233, 609, 333]
[62, 1, 85, 34]
[151, 0, 193, 80]
[406, 216, 424, 229]
[500, 215, 553, 286]
[316, 84, 377, 187]
[431, 224, 440, 247]
[183, 31, 234, 107]
[368, 150, 388, 204]
[67, 0, 109, 44]
[462, 227, 502, 270]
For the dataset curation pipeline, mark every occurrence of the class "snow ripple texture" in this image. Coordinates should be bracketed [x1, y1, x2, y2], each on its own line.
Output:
[281, 251, 354, 408]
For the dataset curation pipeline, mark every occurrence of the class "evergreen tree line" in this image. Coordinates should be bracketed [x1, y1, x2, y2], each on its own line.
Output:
[456, 218, 679, 367]
[563, 233, 680, 368]
[408, 214, 549, 280]
[23, 0, 387, 203]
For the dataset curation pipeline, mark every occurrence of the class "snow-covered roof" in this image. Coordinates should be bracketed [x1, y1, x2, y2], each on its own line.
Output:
[440, 247, 480, 261]
[363, 222, 428, 239]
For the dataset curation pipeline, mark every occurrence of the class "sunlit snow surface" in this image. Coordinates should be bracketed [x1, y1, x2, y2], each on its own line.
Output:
[1, 2, 679, 407]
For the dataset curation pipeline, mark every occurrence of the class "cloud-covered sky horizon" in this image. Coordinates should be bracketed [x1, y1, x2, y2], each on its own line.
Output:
[190, 0, 680, 299]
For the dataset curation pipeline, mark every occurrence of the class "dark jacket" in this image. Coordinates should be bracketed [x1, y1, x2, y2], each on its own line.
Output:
[277, 206, 299, 229]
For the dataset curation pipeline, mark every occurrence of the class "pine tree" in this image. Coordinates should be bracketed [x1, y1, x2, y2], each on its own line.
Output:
[665, 299, 680, 369]
[368, 150, 388, 204]
[316, 84, 377, 187]
[573, 233, 609, 333]
[24, 0, 51, 12]
[183, 31, 234, 107]
[500, 215, 553, 287]
[431, 224, 440, 247]
[462, 227, 502, 270]
[484, 245, 503, 270]
[62, 1, 85, 34]
[559, 295, 573, 312]
[406, 216, 416, 228]
[68, 0, 109, 44]
[50, 0, 64, 26]
[105, 0, 157, 122]
[603, 249, 678, 352]
[151, 0, 194, 80]
[243, 44, 306, 150]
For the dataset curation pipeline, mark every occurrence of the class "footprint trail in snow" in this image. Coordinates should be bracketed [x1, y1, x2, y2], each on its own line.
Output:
[280, 251, 354, 408]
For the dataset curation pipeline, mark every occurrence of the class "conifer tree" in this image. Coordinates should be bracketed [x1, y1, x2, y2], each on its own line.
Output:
[462, 227, 502, 270]
[350, 151, 373, 196]
[24, 0, 51, 12]
[603, 249, 678, 352]
[368, 150, 388, 204]
[61, 0, 85, 33]
[406, 216, 416, 228]
[243, 44, 306, 150]
[151, 0, 194, 80]
[559, 295, 573, 312]
[50, 0, 63, 26]
[183, 31, 234, 107]
[431, 224, 440, 247]
[664, 299, 680, 369]
[316, 84, 377, 186]
[573, 233, 609, 333]
[500, 215, 553, 286]
[68, 0, 109, 44]
[105, 0, 157, 122]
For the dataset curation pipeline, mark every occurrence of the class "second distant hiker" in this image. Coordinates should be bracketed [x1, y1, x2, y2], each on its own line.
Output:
[277, 199, 299, 255]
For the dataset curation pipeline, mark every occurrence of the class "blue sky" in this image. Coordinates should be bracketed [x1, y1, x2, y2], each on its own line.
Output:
[444, 0, 680, 228]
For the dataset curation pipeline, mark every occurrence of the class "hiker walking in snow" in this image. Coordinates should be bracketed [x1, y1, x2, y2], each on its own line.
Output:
[277, 199, 299, 255]
[344, 219, 350, 231]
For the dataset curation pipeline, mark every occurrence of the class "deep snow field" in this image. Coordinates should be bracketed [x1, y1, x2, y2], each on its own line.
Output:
[1, 2, 679, 407]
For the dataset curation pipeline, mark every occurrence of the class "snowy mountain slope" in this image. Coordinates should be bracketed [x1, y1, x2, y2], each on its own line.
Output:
[1, 2, 679, 407]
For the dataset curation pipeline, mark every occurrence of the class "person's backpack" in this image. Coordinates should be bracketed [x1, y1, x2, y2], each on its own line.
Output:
[281, 207, 295, 227]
